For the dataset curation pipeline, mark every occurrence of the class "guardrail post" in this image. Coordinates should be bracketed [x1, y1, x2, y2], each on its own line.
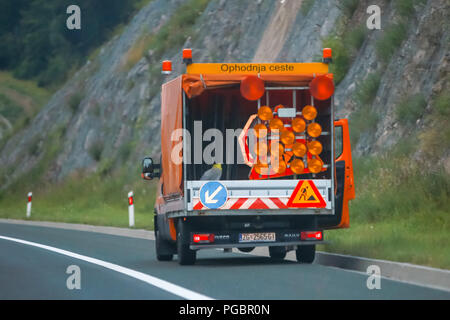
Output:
[128, 191, 135, 227]
[27, 192, 32, 218]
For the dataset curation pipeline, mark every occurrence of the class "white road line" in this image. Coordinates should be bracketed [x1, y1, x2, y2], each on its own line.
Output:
[0, 235, 213, 300]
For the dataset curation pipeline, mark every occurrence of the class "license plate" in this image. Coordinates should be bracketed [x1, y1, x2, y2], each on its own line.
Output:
[239, 232, 276, 242]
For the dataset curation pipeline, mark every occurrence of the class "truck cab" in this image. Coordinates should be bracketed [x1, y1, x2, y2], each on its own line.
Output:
[142, 49, 354, 265]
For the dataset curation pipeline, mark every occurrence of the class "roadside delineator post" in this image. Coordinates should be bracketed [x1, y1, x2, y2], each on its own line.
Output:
[27, 192, 32, 218]
[128, 191, 135, 227]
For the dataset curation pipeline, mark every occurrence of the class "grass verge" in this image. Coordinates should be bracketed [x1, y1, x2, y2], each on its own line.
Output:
[0, 169, 156, 230]
[319, 144, 450, 269]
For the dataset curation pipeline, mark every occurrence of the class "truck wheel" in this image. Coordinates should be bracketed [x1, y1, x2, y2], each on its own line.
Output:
[155, 230, 173, 261]
[269, 246, 287, 261]
[177, 219, 196, 265]
[296, 245, 316, 263]
[238, 247, 255, 253]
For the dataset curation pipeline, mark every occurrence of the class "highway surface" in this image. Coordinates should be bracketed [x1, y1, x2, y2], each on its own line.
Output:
[0, 222, 449, 300]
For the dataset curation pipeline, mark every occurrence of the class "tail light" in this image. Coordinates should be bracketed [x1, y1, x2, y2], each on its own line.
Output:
[301, 231, 323, 241]
[193, 234, 215, 243]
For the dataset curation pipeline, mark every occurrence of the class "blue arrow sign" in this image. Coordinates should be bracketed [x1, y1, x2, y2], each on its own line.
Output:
[199, 181, 228, 209]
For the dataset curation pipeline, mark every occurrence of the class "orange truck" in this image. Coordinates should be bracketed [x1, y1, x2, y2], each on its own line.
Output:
[142, 48, 355, 265]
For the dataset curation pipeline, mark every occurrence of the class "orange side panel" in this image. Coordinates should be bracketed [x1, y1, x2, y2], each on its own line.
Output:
[161, 76, 183, 197]
[334, 119, 355, 228]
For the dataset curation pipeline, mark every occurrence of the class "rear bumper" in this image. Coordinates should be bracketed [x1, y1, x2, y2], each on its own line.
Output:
[189, 230, 323, 250]
[190, 240, 325, 250]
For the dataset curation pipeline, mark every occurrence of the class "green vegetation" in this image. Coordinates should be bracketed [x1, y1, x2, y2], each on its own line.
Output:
[68, 91, 84, 113]
[346, 25, 367, 51]
[320, 145, 450, 269]
[374, 0, 427, 65]
[122, 0, 210, 71]
[348, 105, 379, 145]
[376, 22, 408, 63]
[325, 88, 450, 269]
[0, 72, 51, 118]
[0, 72, 51, 148]
[119, 142, 135, 162]
[0, 93, 21, 123]
[27, 136, 41, 157]
[0, 0, 149, 88]
[419, 91, 450, 158]
[395, 93, 427, 125]
[322, 21, 367, 84]
[4, 125, 66, 199]
[0, 169, 156, 230]
[348, 72, 381, 144]
[300, 0, 315, 16]
[340, 0, 359, 17]
[395, 0, 427, 18]
[88, 139, 104, 162]
[433, 92, 450, 117]
[354, 72, 381, 106]
[322, 36, 351, 84]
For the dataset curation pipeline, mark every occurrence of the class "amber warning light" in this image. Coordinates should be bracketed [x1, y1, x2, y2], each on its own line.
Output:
[309, 74, 335, 101]
[323, 48, 332, 64]
[183, 48, 193, 65]
[162, 60, 172, 74]
[240, 75, 265, 101]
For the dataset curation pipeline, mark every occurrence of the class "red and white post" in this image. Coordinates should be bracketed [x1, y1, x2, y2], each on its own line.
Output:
[26, 192, 32, 218]
[128, 191, 135, 227]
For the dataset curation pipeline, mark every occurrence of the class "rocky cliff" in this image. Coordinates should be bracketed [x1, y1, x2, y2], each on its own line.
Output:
[1, 0, 448, 189]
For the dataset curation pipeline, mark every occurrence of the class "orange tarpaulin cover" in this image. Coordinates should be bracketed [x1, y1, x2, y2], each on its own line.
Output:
[161, 76, 183, 196]
[182, 74, 316, 98]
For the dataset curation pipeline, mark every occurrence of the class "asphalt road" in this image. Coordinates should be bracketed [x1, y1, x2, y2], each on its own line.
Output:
[0, 222, 449, 300]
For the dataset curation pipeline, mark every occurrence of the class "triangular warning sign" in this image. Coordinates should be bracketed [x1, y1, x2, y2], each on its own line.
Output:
[287, 180, 326, 208]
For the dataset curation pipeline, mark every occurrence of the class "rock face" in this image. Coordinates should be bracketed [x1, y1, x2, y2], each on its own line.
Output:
[0, 0, 448, 188]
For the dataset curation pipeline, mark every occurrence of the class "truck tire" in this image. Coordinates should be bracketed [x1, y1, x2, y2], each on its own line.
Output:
[269, 246, 287, 261]
[238, 247, 255, 253]
[155, 229, 173, 261]
[296, 245, 316, 263]
[177, 219, 196, 265]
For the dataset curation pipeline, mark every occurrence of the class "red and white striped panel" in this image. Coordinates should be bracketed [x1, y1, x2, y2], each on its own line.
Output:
[192, 197, 290, 210]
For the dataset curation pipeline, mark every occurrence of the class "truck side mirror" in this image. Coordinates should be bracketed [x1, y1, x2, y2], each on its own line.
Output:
[141, 157, 160, 180]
